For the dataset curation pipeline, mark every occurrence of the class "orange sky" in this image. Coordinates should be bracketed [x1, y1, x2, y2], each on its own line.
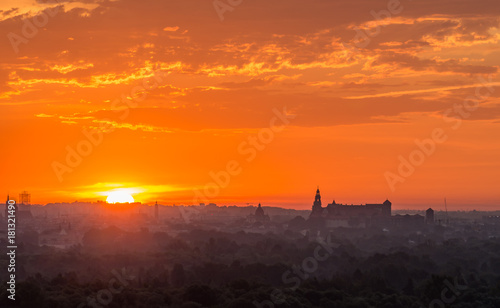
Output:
[0, 0, 499, 210]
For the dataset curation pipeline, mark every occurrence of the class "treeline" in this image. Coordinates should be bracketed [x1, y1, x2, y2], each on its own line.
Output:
[1, 264, 499, 307]
[1, 227, 500, 307]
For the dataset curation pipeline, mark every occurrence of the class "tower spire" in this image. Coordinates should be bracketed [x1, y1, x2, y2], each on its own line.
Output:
[314, 187, 321, 206]
[311, 187, 323, 218]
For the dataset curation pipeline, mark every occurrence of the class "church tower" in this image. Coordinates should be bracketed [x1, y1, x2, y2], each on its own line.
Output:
[314, 188, 321, 207]
[310, 187, 324, 217]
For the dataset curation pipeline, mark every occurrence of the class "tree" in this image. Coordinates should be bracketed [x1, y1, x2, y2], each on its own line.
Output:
[171, 263, 185, 288]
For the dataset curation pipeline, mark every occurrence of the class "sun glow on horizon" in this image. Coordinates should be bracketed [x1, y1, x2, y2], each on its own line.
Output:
[106, 190, 135, 204]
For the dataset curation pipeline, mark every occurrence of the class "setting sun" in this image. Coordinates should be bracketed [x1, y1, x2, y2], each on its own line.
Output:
[1, 0, 499, 211]
[106, 190, 135, 204]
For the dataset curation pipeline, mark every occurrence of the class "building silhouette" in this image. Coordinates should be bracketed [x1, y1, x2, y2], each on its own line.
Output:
[308, 188, 391, 228]
[311, 188, 323, 217]
[426, 208, 434, 224]
[19, 191, 31, 205]
[247, 203, 270, 224]
[255, 203, 270, 223]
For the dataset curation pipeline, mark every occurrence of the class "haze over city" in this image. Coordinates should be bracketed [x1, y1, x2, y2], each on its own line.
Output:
[2, 1, 500, 308]
[1, 0, 499, 210]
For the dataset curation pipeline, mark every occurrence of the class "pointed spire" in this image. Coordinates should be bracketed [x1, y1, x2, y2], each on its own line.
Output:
[313, 187, 322, 207]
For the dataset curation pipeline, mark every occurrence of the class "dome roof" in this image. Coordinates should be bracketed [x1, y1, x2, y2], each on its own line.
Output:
[255, 203, 265, 216]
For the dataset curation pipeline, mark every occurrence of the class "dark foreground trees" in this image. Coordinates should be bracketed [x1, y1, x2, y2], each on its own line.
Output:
[1, 229, 500, 307]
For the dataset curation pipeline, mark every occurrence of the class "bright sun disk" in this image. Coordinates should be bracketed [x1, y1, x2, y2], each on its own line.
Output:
[106, 191, 135, 204]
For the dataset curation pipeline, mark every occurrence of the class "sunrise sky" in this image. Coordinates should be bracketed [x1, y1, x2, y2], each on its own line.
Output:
[0, 0, 499, 210]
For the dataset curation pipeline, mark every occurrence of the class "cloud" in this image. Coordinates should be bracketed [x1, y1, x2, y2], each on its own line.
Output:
[369, 52, 498, 75]
[345, 82, 500, 99]
[163, 26, 179, 32]
[1, 0, 500, 125]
